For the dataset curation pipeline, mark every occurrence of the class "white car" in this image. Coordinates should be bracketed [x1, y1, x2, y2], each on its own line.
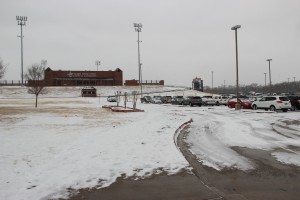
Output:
[251, 96, 291, 112]
[213, 95, 229, 106]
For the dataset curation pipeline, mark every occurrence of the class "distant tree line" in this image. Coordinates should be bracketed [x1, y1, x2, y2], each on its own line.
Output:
[205, 81, 300, 95]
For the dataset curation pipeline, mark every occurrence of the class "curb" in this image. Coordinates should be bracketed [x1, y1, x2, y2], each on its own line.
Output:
[102, 105, 144, 112]
[173, 119, 193, 149]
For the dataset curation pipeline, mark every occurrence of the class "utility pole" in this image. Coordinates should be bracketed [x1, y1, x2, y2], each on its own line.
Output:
[231, 25, 241, 110]
[264, 73, 267, 87]
[211, 71, 214, 95]
[266, 59, 272, 93]
[134, 23, 143, 97]
[16, 16, 27, 85]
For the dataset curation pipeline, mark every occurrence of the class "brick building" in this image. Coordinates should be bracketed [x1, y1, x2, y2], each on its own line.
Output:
[44, 67, 123, 86]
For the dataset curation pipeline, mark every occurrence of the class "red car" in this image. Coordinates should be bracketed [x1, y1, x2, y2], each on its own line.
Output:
[227, 98, 252, 109]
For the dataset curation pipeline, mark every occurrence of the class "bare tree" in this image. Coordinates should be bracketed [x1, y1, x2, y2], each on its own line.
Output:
[25, 63, 47, 108]
[0, 57, 7, 79]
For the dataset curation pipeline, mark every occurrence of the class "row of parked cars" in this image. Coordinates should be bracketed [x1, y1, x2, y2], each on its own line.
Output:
[227, 95, 300, 112]
[107, 93, 300, 111]
[140, 94, 300, 111]
[140, 95, 228, 107]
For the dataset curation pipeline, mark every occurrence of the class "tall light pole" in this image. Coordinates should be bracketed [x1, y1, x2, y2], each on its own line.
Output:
[95, 60, 101, 71]
[133, 23, 142, 97]
[266, 59, 272, 93]
[231, 25, 241, 109]
[264, 73, 267, 87]
[211, 71, 214, 95]
[16, 16, 27, 85]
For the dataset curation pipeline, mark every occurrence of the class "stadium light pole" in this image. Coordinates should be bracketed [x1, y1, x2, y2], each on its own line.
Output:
[133, 23, 142, 97]
[211, 71, 214, 95]
[231, 25, 241, 110]
[95, 60, 101, 71]
[266, 59, 272, 93]
[264, 73, 267, 87]
[16, 16, 27, 85]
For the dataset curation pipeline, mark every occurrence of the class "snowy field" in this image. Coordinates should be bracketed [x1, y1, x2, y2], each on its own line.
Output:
[1, 86, 300, 200]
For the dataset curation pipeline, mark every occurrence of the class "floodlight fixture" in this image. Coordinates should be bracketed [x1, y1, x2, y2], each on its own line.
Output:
[95, 60, 101, 71]
[134, 23, 142, 32]
[231, 25, 241, 30]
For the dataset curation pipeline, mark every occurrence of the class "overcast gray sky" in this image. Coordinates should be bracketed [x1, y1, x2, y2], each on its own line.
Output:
[1, 0, 300, 87]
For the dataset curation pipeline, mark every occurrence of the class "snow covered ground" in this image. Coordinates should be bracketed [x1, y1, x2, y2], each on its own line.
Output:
[185, 108, 300, 171]
[0, 86, 299, 200]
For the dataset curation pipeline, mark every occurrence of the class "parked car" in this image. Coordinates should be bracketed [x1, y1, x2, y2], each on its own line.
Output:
[213, 95, 229, 106]
[141, 96, 152, 103]
[227, 98, 252, 109]
[182, 96, 193, 105]
[287, 95, 300, 111]
[202, 95, 217, 106]
[151, 96, 162, 104]
[161, 96, 172, 104]
[171, 96, 184, 105]
[189, 96, 202, 107]
[251, 96, 291, 112]
[107, 95, 117, 102]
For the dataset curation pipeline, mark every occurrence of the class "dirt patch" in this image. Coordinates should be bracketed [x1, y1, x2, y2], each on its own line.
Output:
[0, 98, 114, 126]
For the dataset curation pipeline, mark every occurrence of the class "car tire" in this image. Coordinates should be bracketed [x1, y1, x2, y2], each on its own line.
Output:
[252, 105, 257, 110]
[270, 105, 276, 111]
[216, 102, 220, 106]
[190, 103, 193, 107]
[282, 109, 288, 112]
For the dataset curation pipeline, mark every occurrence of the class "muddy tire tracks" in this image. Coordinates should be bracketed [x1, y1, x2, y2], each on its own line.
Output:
[175, 119, 300, 200]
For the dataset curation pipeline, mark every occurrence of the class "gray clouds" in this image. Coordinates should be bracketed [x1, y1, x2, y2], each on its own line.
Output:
[1, 0, 300, 87]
